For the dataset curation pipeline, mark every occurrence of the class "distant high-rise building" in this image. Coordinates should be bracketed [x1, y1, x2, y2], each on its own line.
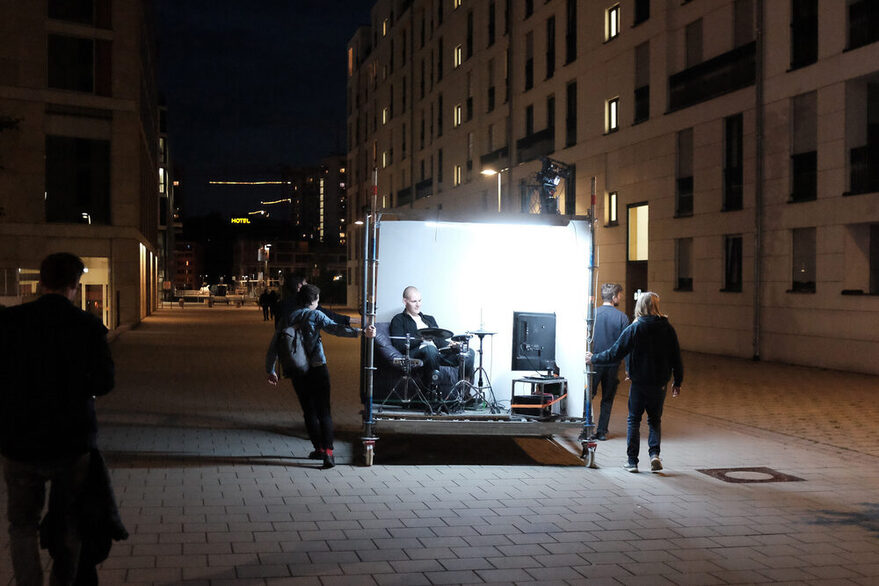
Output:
[0, 0, 160, 328]
[348, 0, 879, 374]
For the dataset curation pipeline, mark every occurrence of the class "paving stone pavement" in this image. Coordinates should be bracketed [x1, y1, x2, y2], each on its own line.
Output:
[2, 305, 878, 585]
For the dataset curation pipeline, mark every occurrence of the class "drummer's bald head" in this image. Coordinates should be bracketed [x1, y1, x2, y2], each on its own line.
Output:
[402, 286, 420, 300]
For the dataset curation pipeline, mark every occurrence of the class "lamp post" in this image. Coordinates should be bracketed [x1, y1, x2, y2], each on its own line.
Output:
[481, 167, 510, 212]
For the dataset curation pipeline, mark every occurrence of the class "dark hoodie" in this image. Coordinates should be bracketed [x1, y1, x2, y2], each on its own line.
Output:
[591, 315, 683, 387]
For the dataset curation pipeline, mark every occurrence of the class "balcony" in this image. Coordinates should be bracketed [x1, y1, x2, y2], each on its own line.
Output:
[849, 144, 879, 195]
[415, 177, 433, 199]
[516, 128, 554, 163]
[397, 187, 413, 207]
[479, 146, 508, 170]
[668, 41, 755, 112]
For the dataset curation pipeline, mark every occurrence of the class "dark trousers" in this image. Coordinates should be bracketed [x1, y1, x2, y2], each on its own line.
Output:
[290, 364, 334, 451]
[261, 306, 270, 320]
[411, 344, 474, 386]
[626, 383, 667, 466]
[4, 452, 91, 586]
[590, 365, 620, 435]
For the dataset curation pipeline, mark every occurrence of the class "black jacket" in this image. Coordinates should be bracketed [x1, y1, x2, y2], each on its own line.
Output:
[591, 315, 683, 388]
[0, 294, 114, 461]
[389, 311, 449, 354]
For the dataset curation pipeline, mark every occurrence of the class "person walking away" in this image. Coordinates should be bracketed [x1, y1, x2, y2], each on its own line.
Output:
[586, 291, 682, 473]
[265, 284, 375, 469]
[0, 252, 115, 585]
[259, 289, 271, 321]
[589, 283, 630, 441]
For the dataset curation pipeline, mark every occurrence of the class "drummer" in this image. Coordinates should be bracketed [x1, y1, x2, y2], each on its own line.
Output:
[389, 286, 474, 388]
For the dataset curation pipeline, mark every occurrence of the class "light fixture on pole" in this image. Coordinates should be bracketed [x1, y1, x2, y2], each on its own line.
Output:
[481, 167, 510, 212]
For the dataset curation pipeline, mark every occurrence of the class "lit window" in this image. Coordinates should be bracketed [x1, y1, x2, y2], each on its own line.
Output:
[454, 44, 463, 68]
[607, 4, 620, 40]
[453, 104, 463, 127]
[453, 0, 463, 8]
[606, 97, 619, 132]
[382, 106, 390, 124]
[382, 151, 390, 168]
[453, 164, 463, 185]
[382, 18, 389, 37]
[608, 191, 618, 224]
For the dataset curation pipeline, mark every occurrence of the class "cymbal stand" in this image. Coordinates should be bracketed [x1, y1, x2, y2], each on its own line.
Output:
[448, 337, 475, 414]
[469, 331, 501, 414]
[382, 333, 435, 414]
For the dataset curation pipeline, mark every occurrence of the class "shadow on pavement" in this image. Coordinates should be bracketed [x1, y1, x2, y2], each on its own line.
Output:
[354, 433, 585, 466]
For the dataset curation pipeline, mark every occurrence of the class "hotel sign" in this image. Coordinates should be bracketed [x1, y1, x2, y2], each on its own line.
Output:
[230, 217, 251, 224]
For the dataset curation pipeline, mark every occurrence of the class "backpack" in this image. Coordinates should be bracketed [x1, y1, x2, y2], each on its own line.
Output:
[276, 311, 312, 376]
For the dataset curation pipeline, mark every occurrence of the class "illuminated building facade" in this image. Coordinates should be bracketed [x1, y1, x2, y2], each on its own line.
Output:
[347, 0, 879, 374]
[0, 0, 160, 328]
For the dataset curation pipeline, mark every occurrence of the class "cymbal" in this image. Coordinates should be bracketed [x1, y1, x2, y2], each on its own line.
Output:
[467, 330, 497, 336]
[418, 327, 453, 339]
[451, 334, 472, 342]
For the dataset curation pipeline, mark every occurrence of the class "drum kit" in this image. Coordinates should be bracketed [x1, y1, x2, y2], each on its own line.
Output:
[383, 327, 500, 414]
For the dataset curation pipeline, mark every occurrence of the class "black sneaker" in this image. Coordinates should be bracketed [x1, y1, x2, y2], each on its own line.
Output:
[624, 462, 638, 473]
[322, 453, 335, 469]
[588, 433, 607, 441]
[307, 450, 323, 460]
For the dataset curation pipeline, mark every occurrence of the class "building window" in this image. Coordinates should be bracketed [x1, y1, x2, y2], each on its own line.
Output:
[525, 0, 534, 18]
[607, 191, 618, 225]
[382, 18, 389, 37]
[565, 0, 577, 63]
[524, 31, 534, 91]
[685, 19, 703, 68]
[791, 0, 818, 69]
[467, 11, 474, 57]
[723, 113, 744, 211]
[454, 103, 463, 127]
[382, 106, 390, 125]
[791, 91, 817, 202]
[676, 238, 694, 290]
[676, 128, 694, 217]
[45, 135, 111, 225]
[723, 235, 743, 292]
[525, 104, 534, 136]
[791, 227, 816, 293]
[848, 0, 879, 51]
[453, 164, 463, 186]
[566, 81, 577, 147]
[546, 16, 556, 80]
[734, 0, 755, 47]
[606, 4, 620, 41]
[437, 37, 444, 82]
[382, 150, 390, 168]
[437, 93, 443, 137]
[634, 0, 650, 25]
[634, 42, 650, 124]
[437, 149, 443, 183]
[47, 34, 111, 96]
[454, 44, 463, 68]
[487, 59, 496, 112]
[488, 1, 496, 46]
[546, 94, 555, 132]
[606, 97, 619, 133]
[454, 0, 463, 8]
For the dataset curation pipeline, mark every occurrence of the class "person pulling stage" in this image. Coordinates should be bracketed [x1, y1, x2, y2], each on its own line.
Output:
[389, 286, 474, 389]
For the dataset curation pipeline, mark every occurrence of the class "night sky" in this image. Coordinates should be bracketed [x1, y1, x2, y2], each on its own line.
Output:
[156, 0, 375, 217]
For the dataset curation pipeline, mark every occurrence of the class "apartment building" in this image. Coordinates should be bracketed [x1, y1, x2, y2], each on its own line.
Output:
[0, 0, 159, 328]
[347, 0, 879, 374]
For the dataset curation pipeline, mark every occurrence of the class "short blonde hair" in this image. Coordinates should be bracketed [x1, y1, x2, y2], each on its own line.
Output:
[634, 291, 665, 320]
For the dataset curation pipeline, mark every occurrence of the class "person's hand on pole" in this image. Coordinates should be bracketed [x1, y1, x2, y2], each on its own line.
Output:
[672, 385, 681, 398]
[267, 373, 279, 386]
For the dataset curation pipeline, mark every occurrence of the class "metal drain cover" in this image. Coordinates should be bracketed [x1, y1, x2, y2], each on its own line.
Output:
[697, 466, 804, 484]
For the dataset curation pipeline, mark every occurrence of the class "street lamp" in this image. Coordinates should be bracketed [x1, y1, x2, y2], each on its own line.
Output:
[481, 167, 510, 212]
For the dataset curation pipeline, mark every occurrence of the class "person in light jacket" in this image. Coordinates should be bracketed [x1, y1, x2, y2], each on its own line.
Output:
[587, 291, 683, 473]
[266, 284, 375, 469]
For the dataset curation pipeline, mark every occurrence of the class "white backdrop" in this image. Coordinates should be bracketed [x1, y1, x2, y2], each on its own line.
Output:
[373, 218, 592, 416]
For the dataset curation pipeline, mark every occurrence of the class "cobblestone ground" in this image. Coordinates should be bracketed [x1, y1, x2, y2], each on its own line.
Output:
[2, 305, 878, 585]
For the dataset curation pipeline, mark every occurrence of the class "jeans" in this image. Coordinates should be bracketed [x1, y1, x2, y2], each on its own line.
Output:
[626, 383, 667, 466]
[4, 452, 91, 586]
[411, 344, 475, 387]
[290, 364, 334, 451]
[590, 364, 620, 435]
